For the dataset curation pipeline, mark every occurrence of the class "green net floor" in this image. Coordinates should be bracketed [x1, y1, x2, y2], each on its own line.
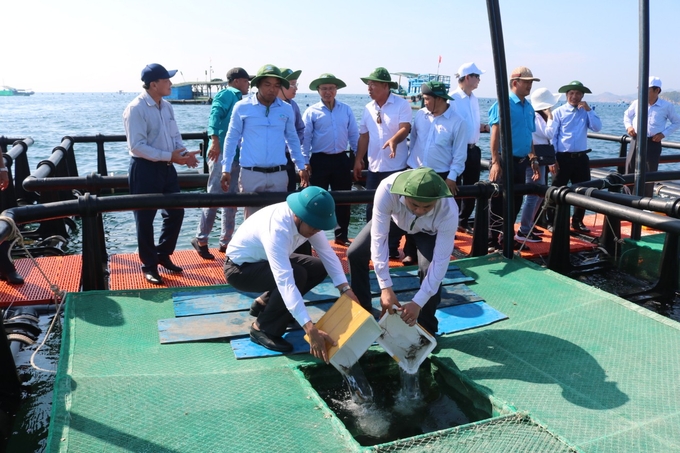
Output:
[48, 255, 680, 452]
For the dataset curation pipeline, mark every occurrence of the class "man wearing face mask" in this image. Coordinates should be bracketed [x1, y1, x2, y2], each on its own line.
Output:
[346, 168, 457, 336]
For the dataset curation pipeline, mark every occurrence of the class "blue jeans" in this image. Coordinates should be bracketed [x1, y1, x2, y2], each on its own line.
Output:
[518, 165, 546, 235]
[195, 159, 239, 248]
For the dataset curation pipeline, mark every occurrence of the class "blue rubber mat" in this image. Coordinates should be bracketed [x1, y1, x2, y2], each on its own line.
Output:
[231, 301, 508, 359]
[159, 285, 483, 344]
[171, 265, 474, 317]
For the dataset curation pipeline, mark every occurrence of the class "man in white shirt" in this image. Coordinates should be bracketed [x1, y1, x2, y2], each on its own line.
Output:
[450, 62, 489, 233]
[353, 67, 412, 258]
[224, 186, 357, 360]
[347, 168, 457, 336]
[624, 76, 680, 197]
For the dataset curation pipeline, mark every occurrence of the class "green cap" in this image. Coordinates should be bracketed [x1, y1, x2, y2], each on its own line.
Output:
[558, 80, 592, 94]
[309, 73, 347, 91]
[421, 81, 453, 100]
[390, 168, 452, 202]
[250, 64, 290, 89]
[280, 68, 302, 81]
[360, 67, 398, 90]
[286, 186, 337, 230]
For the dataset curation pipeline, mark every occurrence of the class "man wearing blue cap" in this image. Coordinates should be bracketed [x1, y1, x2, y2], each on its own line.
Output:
[224, 186, 357, 359]
[123, 63, 200, 285]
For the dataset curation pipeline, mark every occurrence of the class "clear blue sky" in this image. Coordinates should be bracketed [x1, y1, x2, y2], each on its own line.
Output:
[3, 0, 678, 97]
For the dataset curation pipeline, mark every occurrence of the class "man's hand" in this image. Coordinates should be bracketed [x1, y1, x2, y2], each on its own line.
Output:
[299, 169, 310, 188]
[220, 171, 231, 192]
[489, 161, 502, 182]
[353, 158, 364, 181]
[399, 302, 422, 327]
[651, 132, 665, 142]
[171, 149, 200, 168]
[380, 287, 399, 316]
[577, 101, 591, 112]
[207, 141, 221, 162]
[626, 126, 637, 138]
[549, 163, 559, 176]
[530, 161, 540, 181]
[445, 178, 458, 196]
[382, 139, 398, 158]
[304, 322, 336, 363]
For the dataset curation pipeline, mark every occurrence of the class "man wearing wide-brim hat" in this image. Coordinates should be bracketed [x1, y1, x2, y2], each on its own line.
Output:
[278, 68, 306, 192]
[623, 76, 680, 197]
[347, 167, 457, 336]
[548, 80, 602, 233]
[302, 73, 359, 246]
[220, 64, 309, 219]
[354, 67, 412, 258]
[224, 186, 357, 358]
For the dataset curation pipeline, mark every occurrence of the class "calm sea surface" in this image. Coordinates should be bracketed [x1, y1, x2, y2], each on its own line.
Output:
[2, 92, 680, 256]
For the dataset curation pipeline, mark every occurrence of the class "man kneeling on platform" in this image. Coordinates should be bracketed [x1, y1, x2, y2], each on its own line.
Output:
[223, 186, 358, 361]
[347, 168, 457, 336]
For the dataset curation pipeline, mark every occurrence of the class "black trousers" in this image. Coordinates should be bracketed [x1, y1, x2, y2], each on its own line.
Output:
[224, 253, 328, 337]
[456, 145, 482, 226]
[347, 220, 441, 335]
[310, 152, 352, 240]
[549, 152, 591, 224]
[489, 157, 528, 242]
[128, 158, 183, 272]
[625, 137, 662, 198]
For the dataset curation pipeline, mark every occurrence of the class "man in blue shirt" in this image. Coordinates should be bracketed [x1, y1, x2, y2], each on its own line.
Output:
[279, 68, 306, 192]
[487, 66, 540, 251]
[550, 80, 602, 233]
[191, 67, 251, 260]
[220, 64, 309, 219]
[302, 73, 359, 246]
[123, 63, 200, 284]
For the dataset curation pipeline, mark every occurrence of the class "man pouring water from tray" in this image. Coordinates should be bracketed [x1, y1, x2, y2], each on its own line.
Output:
[347, 168, 457, 336]
[223, 186, 358, 361]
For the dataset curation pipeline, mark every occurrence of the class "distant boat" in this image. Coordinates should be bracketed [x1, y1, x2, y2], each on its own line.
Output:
[165, 80, 228, 105]
[0, 86, 34, 96]
[391, 72, 452, 109]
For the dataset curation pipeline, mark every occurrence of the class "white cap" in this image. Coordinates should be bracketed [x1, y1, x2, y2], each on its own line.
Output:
[649, 76, 662, 89]
[456, 62, 485, 78]
[530, 88, 561, 111]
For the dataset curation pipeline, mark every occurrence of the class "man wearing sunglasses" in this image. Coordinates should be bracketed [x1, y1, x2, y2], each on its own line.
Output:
[353, 67, 412, 258]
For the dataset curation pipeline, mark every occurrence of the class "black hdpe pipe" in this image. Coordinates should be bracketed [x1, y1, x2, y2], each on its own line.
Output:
[0, 311, 22, 453]
[3, 308, 41, 360]
[486, 0, 514, 258]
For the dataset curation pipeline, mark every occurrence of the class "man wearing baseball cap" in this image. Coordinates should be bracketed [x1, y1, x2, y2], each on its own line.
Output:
[487, 66, 541, 252]
[220, 64, 309, 218]
[191, 67, 252, 260]
[450, 62, 489, 234]
[302, 73, 359, 246]
[123, 63, 200, 285]
[347, 167, 457, 336]
[224, 186, 357, 359]
[624, 76, 680, 197]
[549, 80, 602, 233]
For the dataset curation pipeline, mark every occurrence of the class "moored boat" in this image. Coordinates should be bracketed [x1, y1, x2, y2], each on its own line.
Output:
[0, 86, 34, 96]
[165, 80, 228, 104]
[392, 72, 452, 109]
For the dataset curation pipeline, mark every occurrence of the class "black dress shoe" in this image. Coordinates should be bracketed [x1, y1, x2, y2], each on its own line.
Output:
[158, 257, 183, 273]
[1, 271, 24, 285]
[249, 325, 293, 352]
[334, 237, 351, 247]
[191, 238, 215, 260]
[571, 221, 591, 233]
[144, 270, 164, 285]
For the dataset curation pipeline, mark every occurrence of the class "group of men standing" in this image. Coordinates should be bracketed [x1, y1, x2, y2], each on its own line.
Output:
[123, 61, 679, 356]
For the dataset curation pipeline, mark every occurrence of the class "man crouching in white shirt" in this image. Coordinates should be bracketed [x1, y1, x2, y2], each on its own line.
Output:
[224, 186, 357, 362]
[347, 168, 457, 336]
